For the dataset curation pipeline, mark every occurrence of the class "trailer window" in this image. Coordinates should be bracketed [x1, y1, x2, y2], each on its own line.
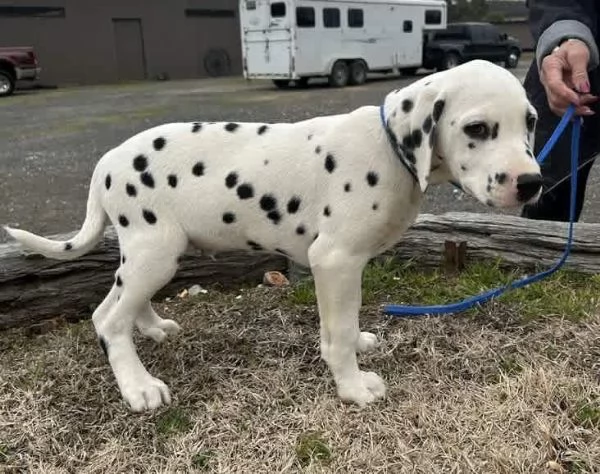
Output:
[271, 2, 286, 18]
[425, 10, 442, 25]
[323, 8, 340, 28]
[296, 7, 315, 27]
[403, 20, 413, 32]
[245, 1, 257, 10]
[348, 8, 363, 28]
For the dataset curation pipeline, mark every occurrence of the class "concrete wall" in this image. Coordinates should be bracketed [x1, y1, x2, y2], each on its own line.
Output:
[0, 0, 243, 86]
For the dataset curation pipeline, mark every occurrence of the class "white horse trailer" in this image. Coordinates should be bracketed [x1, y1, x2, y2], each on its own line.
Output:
[239, 0, 447, 88]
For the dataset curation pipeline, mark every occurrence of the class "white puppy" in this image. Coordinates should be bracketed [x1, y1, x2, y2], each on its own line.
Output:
[5, 60, 541, 411]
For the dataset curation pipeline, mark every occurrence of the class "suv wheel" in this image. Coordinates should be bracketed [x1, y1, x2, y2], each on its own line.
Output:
[348, 60, 367, 86]
[0, 70, 15, 97]
[505, 49, 520, 69]
[440, 52, 460, 71]
[328, 60, 349, 87]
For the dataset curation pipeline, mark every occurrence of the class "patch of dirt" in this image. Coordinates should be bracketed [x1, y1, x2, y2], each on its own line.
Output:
[1, 285, 600, 473]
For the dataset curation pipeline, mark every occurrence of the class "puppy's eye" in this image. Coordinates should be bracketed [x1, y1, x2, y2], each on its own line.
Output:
[463, 122, 490, 140]
[526, 114, 537, 132]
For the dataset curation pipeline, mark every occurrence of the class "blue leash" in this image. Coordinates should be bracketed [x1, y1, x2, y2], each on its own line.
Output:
[383, 104, 581, 317]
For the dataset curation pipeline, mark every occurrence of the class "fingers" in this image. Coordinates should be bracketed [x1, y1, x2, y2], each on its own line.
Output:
[540, 39, 596, 116]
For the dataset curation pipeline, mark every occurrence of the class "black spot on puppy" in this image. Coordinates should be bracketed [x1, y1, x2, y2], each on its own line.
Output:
[366, 171, 379, 187]
[495, 172, 507, 185]
[237, 184, 254, 200]
[433, 100, 445, 122]
[192, 122, 202, 133]
[105, 174, 112, 190]
[247, 240, 263, 251]
[296, 225, 306, 235]
[491, 123, 499, 140]
[65, 242, 73, 251]
[98, 337, 109, 357]
[153, 137, 166, 151]
[307, 134, 313, 140]
[260, 194, 277, 211]
[325, 154, 336, 173]
[168, 175, 178, 188]
[192, 162, 205, 176]
[116, 275, 123, 287]
[143, 209, 157, 224]
[126, 183, 137, 197]
[122, 255, 126, 264]
[429, 126, 437, 148]
[287, 196, 301, 214]
[372, 203, 379, 211]
[423, 115, 433, 134]
[133, 154, 148, 172]
[323, 206, 331, 217]
[411, 129, 423, 147]
[402, 99, 414, 113]
[344, 182, 351, 192]
[486, 184, 492, 192]
[140, 172, 155, 188]
[315, 146, 322, 154]
[225, 172, 238, 189]
[258, 125, 268, 135]
[223, 212, 236, 224]
[267, 210, 282, 224]
[403, 135, 414, 149]
[468, 143, 476, 149]
[225, 123, 240, 132]
[118, 215, 129, 227]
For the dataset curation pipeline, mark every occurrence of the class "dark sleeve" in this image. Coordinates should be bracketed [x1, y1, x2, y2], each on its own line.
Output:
[527, 0, 599, 70]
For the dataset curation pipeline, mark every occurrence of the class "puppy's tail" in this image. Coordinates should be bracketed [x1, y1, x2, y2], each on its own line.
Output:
[4, 176, 107, 261]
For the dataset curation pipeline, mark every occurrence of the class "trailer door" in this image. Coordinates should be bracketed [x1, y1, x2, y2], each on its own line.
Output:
[241, 0, 294, 78]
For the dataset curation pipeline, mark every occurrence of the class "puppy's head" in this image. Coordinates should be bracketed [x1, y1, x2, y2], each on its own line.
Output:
[382, 60, 541, 208]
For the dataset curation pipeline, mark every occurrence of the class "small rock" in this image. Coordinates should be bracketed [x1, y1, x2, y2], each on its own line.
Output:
[263, 271, 290, 287]
[189, 284, 207, 296]
[545, 461, 564, 473]
[178, 289, 189, 299]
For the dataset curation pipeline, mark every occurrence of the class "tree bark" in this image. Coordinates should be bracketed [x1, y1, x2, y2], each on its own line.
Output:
[0, 227, 287, 330]
[390, 211, 600, 273]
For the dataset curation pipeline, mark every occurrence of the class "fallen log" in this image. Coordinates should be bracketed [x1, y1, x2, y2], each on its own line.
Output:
[2, 212, 600, 330]
[390, 211, 600, 274]
[0, 227, 287, 330]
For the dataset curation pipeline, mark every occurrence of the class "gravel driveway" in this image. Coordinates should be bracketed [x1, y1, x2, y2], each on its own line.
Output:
[2, 59, 599, 243]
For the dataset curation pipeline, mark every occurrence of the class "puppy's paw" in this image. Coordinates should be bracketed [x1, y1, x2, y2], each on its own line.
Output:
[137, 318, 181, 343]
[336, 371, 387, 407]
[357, 332, 379, 353]
[120, 372, 171, 412]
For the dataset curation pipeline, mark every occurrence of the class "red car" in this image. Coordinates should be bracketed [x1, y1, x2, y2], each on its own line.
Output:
[0, 46, 41, 97]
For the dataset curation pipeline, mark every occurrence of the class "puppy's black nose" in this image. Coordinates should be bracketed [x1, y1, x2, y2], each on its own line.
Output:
[516, 173, 543, 202]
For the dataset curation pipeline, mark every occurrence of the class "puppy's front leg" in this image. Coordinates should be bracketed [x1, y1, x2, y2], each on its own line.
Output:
[309, 243, 386, 407]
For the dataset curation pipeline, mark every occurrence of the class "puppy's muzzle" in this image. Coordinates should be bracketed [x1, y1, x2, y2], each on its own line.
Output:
[516, 173, 543, 202]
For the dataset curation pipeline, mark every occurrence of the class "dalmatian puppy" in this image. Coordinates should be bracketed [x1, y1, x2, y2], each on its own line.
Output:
[4, 60, 542, 412]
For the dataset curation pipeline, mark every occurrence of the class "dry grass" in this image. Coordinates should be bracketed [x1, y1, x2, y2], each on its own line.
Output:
[2, 259, 600, 473]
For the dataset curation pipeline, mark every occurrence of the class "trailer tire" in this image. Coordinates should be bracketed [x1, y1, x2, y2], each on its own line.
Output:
[273, 79, 291, 89]
[348, 60, 367, 86]
[328, 60, 349, 88]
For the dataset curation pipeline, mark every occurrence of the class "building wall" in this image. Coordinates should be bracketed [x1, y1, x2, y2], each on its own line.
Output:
[0, 0, 243, 86]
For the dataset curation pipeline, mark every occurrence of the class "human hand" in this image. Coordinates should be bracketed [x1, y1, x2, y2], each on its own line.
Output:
[540, 38, 598, 116]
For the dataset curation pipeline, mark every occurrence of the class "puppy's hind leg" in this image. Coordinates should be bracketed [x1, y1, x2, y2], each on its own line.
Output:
[95, 229, 187, 412]
[308, 239, 386, 407]
[136, 303, 181, 343]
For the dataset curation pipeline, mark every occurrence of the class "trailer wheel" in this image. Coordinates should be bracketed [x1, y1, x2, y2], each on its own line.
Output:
[440, 52, 460, 71]
[273, 79, 291, 89]
[328, 61, 349, 88]
[348, 60, 367, 86]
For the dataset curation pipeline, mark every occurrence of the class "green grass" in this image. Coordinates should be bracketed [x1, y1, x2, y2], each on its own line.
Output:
[574, 401, 600, 428]
[191, 450, 215, 470]
[288, 257, 600, 321]
[155, 407, 193, 436]
[295, 431, 332, 468]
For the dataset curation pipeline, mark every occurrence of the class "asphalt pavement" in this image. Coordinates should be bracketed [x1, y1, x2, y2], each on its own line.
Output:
[2, 58, 599, 244]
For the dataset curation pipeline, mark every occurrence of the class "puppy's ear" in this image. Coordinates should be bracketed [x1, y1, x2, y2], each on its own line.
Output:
[386, 85, 446, 192]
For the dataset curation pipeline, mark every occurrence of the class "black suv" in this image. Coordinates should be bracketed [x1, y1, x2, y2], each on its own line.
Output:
[423, 22, 522, 71]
